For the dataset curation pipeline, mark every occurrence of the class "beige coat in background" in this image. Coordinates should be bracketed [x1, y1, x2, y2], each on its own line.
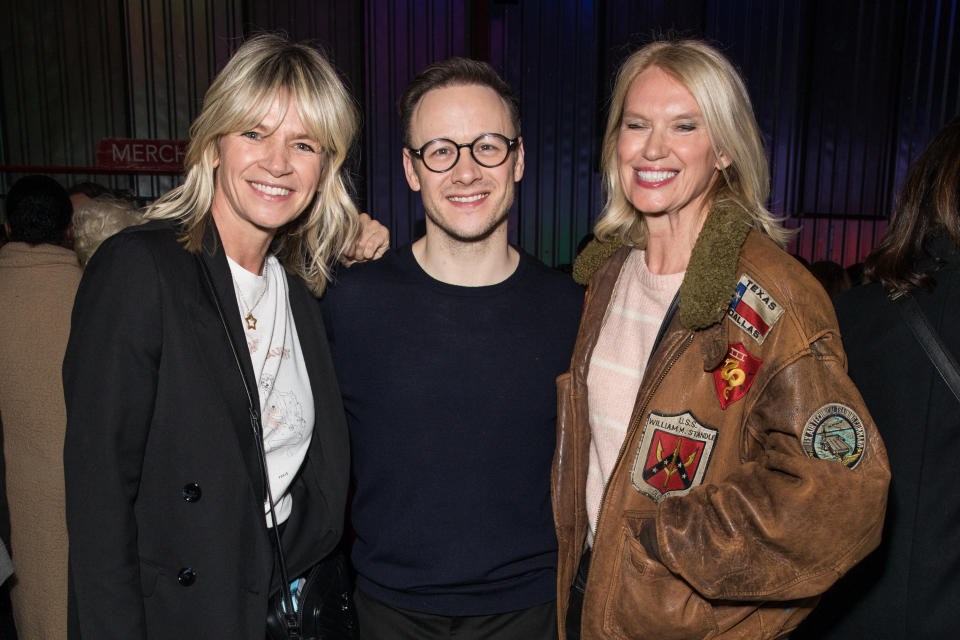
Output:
[0, 241, 81, 640]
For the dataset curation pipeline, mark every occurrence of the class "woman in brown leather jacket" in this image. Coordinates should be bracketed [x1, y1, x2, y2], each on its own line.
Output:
[555, 39, 890, 640]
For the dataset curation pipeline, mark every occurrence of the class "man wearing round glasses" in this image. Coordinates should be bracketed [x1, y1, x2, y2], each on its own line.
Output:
[409, 133, 519, 172]
[321, 58, 583, 639]
[402, 88, 523, 280]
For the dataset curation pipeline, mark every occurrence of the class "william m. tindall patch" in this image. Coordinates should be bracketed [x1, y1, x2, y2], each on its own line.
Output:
[801, 403, 866, 469]
[631, 411, 717, 503]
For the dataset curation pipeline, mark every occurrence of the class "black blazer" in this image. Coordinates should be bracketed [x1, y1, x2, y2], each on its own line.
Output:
[63, 221, 349, 639]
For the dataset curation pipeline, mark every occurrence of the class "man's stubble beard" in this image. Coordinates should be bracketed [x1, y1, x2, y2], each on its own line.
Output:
[423, 204, 511, 245]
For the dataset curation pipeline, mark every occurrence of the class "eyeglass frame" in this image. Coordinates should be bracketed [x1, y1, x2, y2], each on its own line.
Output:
[406, 133, 520, 173]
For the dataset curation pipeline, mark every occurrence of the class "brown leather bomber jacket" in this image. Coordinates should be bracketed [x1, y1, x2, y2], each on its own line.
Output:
[553, 206, 891, 640]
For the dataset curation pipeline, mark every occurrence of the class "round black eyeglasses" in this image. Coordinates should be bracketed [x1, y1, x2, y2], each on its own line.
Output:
[408, 133, 519, 173]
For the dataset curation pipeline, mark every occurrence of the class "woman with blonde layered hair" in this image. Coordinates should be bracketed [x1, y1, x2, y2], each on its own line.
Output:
[557, 39, 888, 640]
[146, 32, 361, 295]
[594, 39, 789, 249]
[63, 34, 384, 639]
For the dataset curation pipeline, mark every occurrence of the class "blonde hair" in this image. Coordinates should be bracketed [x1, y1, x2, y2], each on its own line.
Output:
[594, 39, 790, 248]
[73, 195, 142, 266]
[145, 33, 360, 295]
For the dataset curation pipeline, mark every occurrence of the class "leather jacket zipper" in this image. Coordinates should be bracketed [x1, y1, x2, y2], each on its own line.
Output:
[591, 331, 695, 557]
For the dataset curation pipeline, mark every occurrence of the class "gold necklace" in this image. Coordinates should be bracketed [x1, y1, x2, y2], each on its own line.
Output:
[233, 272, 268, 330]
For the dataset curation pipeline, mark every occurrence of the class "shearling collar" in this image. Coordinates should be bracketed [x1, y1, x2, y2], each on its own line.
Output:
[572, 201, 753, 330]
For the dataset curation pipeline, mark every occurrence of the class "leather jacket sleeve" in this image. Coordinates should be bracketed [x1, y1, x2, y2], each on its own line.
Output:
[652, 329, 891, 601]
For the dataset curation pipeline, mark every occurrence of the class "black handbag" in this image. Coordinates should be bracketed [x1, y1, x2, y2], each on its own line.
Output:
[198, 256, 357, 640]
[265, 549, 357, 640]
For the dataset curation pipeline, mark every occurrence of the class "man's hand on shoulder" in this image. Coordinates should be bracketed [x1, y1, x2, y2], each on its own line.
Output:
[343, 213, 389, 266]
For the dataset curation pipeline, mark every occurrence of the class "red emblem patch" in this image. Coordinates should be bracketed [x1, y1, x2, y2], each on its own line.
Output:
[631, 411, 717, 502]
[642, 431, 706, 493]
[712, 342, 762, 409]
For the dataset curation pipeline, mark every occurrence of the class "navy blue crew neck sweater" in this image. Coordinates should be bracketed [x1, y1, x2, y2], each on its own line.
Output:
[320, 244, 583, 616]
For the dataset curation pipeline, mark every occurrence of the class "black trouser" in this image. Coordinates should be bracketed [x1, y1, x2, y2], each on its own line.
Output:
[564, 548, 591, 640]
[355, 588, 558, 640]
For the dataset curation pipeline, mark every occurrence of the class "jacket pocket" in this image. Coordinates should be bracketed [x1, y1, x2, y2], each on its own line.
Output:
[602, 523, 717, 640]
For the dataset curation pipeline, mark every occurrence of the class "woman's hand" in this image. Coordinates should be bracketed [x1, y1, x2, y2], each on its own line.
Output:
[343, 213, 389, 265]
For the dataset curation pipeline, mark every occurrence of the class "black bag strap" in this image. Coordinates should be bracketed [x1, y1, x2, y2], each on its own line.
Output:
[196, 256, 301, 637]
[894, 292, 960, 404]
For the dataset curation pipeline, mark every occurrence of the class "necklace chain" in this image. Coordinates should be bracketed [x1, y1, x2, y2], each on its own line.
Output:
[233, 271, 268, 331]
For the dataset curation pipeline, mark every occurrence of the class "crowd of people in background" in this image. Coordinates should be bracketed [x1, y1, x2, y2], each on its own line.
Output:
[0, 175, 141, 638]
[0, 32, 956, 640]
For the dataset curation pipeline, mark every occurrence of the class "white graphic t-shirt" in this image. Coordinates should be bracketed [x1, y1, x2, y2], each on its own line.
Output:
[228, 255, 313, 526]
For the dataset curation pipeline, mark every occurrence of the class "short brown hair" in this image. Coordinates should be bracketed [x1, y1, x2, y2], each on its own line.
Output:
[398, 57, 520, 146]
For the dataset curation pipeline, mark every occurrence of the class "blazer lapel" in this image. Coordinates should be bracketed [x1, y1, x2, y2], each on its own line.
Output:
[283, 276, 351, 571]
[193, 225, 267, 503]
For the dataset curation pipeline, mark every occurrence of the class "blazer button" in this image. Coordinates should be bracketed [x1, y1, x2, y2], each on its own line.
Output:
[178, 568, 197, 586]
[182, 482, 202, 502]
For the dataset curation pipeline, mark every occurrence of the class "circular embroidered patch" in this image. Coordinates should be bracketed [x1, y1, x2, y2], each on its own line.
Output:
[801, 403, 866, 469]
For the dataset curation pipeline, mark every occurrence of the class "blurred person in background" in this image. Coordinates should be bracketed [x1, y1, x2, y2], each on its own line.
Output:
[0, 174, 82, 640]
[71, 194, 142, 267]
[807, 259, 852, 298]
[795, 115, 960, 640]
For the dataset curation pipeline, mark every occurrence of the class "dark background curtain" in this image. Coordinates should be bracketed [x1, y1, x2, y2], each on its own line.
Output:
[2, 0, 957, 266]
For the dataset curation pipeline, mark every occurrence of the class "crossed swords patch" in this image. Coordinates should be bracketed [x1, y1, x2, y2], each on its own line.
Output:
[631, 411, 718, 503]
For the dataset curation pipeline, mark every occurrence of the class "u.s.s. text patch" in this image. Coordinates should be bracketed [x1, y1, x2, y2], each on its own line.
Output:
[801, 403, 866, 469]
[631, 411, 717, 503]
[727, 274, 785, 345]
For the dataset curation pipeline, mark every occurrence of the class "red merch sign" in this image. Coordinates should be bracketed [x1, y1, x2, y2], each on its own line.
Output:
[96, 138, 187, 172]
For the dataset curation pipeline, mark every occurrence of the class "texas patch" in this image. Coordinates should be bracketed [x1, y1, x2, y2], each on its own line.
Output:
[801, 403, 866, 469]
[631, 411, 717, 503]
[727, 274, 785, 344]
[713, 342, 762, 409]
